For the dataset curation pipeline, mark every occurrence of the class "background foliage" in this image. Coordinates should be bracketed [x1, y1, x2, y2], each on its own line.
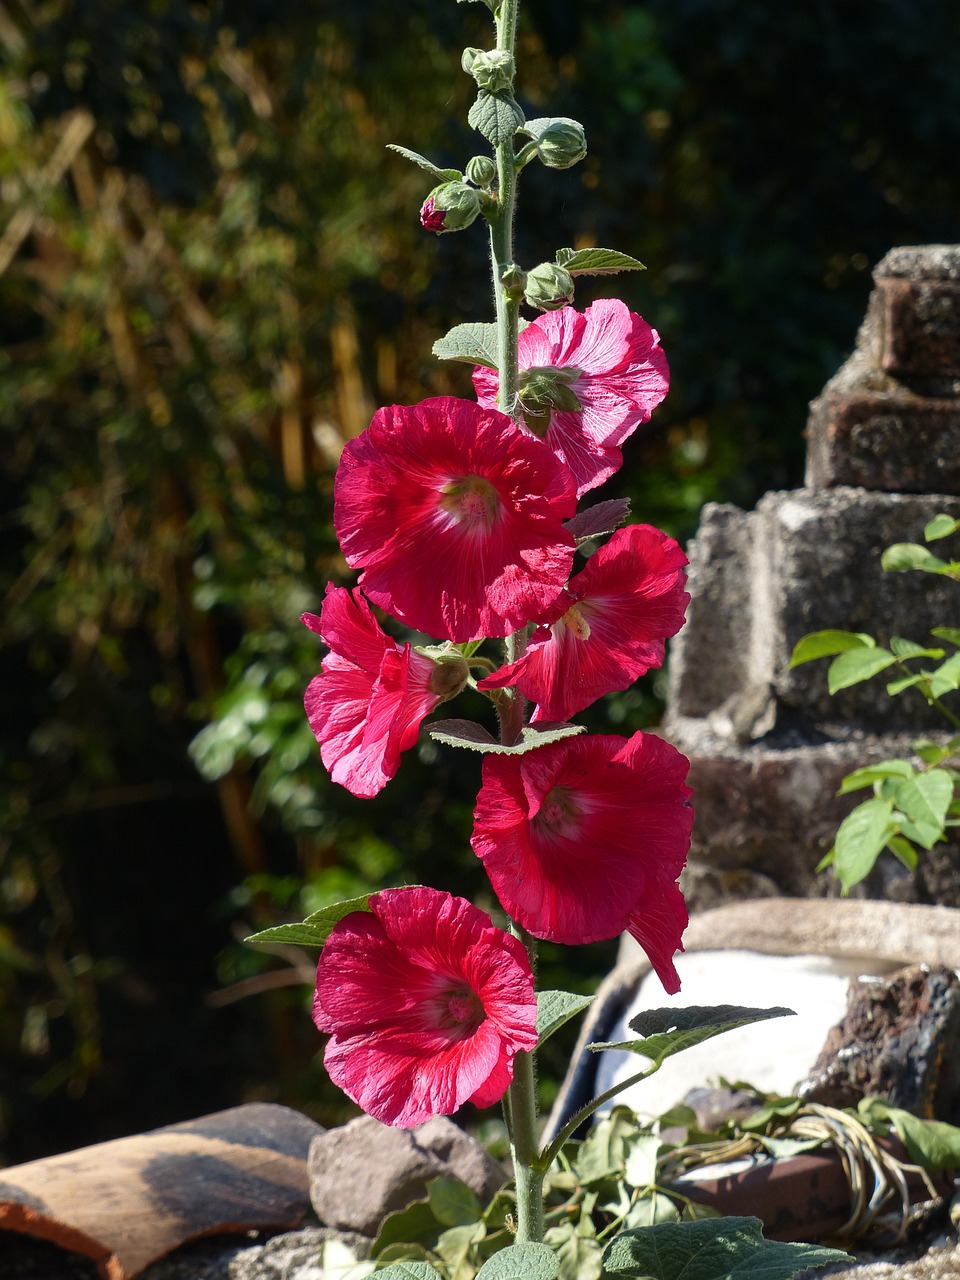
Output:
[3, 0, 960, 1162]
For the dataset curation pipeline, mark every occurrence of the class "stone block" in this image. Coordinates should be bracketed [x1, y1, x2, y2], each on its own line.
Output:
[879, 276, 960, 380]
[667, 487, 960, 736]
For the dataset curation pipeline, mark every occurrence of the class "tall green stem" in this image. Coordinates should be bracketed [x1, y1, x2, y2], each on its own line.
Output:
[505, 924, 544, 1245]
[489, 0, 521, 422]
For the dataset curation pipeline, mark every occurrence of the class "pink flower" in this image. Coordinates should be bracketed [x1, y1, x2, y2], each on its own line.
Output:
[303, 585, 468, 798]
[472, 298, 669, 497]
[470, 732, 693, 976]
[313, 887, 538, 1127]
[334, 397, 577, 643]
[478, 524, 689, 722]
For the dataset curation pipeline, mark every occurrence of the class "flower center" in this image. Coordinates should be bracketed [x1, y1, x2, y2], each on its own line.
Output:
[535, 786, 581, 839]
[560, 601, 591, 641]
[439, 476, 500, 532]
[440, 987, 484, 1033]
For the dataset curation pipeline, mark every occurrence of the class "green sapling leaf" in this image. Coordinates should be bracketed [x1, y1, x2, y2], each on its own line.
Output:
[881, 542, 950, 573]
[887, 835, 918, 870]
[930, 651, 960, 697]
[932, 627, 960, 647]
[924, 513, 960, 542]
[589, 1005, 794, 1071]
[833, 797, 896, 890]
[245, 892, 374, 947]
[475, 1242, 561, 1280]
[889, 636, 944, 660]
[554, 246, 646, 275]
[835, 759, 914, 794]
[601, 1216, 851, 1280]
[387, 144, 462, 182]
[536, 989, 593, 1045]
[827, 646, 897, 693]
[886, 673, 926, 696]
[788, 630, 874, 667]
[882, 769, 953, 848]
[468, 89, 524, 145]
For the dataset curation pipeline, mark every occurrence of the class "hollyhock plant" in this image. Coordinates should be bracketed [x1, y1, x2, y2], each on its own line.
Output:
[470, 731, 693, 964]
[312, 886, 538, 1127]
[478, 523, 690, 722]
[472, 298, 669, 496]
[334, 396, 577, 642]
[302, 585, 468, 798]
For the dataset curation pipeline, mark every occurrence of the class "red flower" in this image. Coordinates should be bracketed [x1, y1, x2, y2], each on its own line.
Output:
[470, 733, 693, 975]
[313, 887, 538, 1127]
[420, 195, 447, 232]
[473, 298, 669, 497]
[303, 585, 467, 798]
[334, 397, 576, 642]
[478, 524, 689, 722]
[626, 879, 688, 996]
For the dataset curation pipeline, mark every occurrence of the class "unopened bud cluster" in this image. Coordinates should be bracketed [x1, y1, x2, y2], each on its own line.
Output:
[461, 47, 515, 93]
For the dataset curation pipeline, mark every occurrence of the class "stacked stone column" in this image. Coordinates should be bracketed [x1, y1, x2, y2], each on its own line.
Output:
[665, 246, 960, 909]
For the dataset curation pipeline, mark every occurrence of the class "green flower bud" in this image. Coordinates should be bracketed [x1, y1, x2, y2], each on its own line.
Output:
[499, 262, 526, 300]
[461, 46, 515, 93]
[420, 181, 481, 234]
[535, 118, 587, 169]
[465, 154, 497, 188]
[523, 262, 575, 311]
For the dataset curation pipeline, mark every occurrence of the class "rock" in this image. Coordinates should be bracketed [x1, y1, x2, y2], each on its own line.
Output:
[797, 964, 960, 1119]
[227, 1228, 371, 1280]
[308, 1115, 505, 1236]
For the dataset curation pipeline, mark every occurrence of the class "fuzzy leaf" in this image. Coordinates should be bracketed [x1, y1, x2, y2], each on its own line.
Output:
[433, 322, 502, 368]
[476, 1243, 561, 1280]
[468, 89, 524, 145]
[428, 1177, 481, 1228]
[387, 144, 461, 182]
[833, 797, 896, 890]
[375, 1265, 445, 1280]
[564, 498, 631, 543]
[601, 1216, 850, 1280]
[544, 1222, 602, 1280]
[881, 542, 950, 573]
[924, 514, 960, 542]
[245, 892, 374, 947]
[537, 989, 593, 1045]
[553, 246, 646, 276]
[429, 719, 585, 753]
[827, 646, 897, 693]
[788, 630, 874, 667]
[589, 1005, 794, 1071]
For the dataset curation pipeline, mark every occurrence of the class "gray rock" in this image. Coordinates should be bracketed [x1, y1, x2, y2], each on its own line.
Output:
[228, 1228, 371, 1280]
[308, 1115, 506, 1236]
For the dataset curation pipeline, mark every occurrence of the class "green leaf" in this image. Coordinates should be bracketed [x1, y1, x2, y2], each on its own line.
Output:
[244, 892, 373, 948]
[835, 759, 914, 795]
[924, 513, 960, 542]
[374, 1265, 446, 1280]
[623, 1132, 661, 1190]
[432, 322, 502, 368]
[553, 246, 646, 276]
[372, 1200, 441, 1257]
[564, 498, 630, 544]
[881, 542, 950, 573]
[536, 989, 593, 1045]
[468, 89, 524, 146]
[883, 769, 953, 849]
[886, 673, 926, 696]
[930, 652, 960, 698]
[859, 1098, 960, 1170]
[833, 797, 896, 891]
[889, 636, 944, 660]
[887, 835, 918, 870]
[386, 145, 461, 182]
[788, 630, 874, 667]
[543, 1223, 602, 1280]
[932, 627, 960, 648]
[589, 1005, 794, 1071]
[429, 719, 585, 754]
[575, 1107, 639, 1184]
[601, 1217, 850, 1280]
[476, 1242, 562, 1280]
[827, 646, 897, 693]
[428, 1177, 481, 1228]
[623, 1191, 682, 1228]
